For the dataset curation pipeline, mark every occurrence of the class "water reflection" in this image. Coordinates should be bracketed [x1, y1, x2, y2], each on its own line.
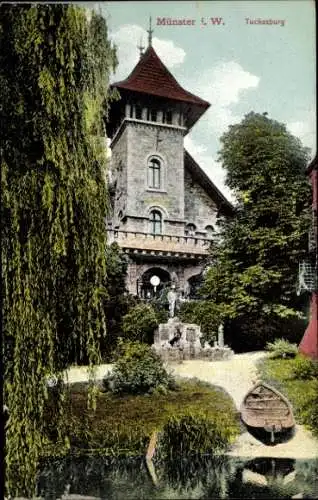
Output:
[37, 455, 318, 499]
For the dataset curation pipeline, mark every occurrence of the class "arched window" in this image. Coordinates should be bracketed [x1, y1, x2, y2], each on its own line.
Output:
[185, 223, 196, 236]
[148, 158, 161, 189]
[205, 225, 214, 238]
[149, 210, 162, 235]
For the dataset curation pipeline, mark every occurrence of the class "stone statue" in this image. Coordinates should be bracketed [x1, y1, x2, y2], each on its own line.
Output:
[184, 281, 191, 299]
[218, 323, 224, 348]
[167, 285, 178, 318]
[171, 271, 178, 285]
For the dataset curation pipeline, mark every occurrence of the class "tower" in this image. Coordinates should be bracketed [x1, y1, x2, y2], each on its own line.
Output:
[106, 22, 233, 298]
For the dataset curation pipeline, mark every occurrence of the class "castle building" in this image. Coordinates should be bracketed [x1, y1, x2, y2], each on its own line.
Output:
[106, 28, 233, 298]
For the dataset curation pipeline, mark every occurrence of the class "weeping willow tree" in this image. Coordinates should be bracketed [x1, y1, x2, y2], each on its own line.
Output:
[1, 4, 117, 496]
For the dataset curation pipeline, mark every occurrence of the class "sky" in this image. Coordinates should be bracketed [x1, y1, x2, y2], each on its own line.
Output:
[85, 0, 316, 202]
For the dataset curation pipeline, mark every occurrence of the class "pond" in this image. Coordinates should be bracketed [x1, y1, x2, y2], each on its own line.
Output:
[37, 455, 318, 499]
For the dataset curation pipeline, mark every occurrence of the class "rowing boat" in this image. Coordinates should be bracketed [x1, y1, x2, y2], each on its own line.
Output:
[240, 382, 295, 444]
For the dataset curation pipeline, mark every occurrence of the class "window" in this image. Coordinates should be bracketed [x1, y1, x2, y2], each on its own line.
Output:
[135, 105, 142, 120]
[149, 210, 162, 234]
[205, 225, 214, 238]
[129, 105, 134, 118]
[148, 158, 161, 189]
[164, 110, 172, 124]
[185, 223, 196, 236]
[146, 109, 157, 122]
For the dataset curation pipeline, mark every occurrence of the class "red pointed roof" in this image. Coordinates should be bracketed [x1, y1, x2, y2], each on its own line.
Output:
[112, 46, 210, 109]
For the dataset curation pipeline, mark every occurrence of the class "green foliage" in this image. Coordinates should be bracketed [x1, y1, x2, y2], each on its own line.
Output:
[258, 356, 318, 436]
[161, 411, 238, 458]
[121, 303, 159, 344]
[178, 300, 221, 343]
[1, 4, 117, 496]
[291, 355, 318, 380]
[104, 243, 128, 295]
[201, 112, 311, 348]
[228, 313, 307, 352]
[45, 378, 239, 460]
[307, 380, 318, 433]
[266, 339, 298, 359]
[103, 340, 174, 395]
[149, 295, 170, 324]
[102, 242, 137, 359]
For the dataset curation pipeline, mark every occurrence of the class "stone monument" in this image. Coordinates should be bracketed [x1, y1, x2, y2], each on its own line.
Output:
[152, 287, 234, 362]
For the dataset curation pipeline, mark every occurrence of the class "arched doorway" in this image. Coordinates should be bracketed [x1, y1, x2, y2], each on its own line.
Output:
[187, 273, 203, 299]
[137, 267, 171, 299]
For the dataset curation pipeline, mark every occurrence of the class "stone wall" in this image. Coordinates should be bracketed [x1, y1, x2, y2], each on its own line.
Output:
[111, 121, 186, 236]
[126, 122, 185, 221]
[184, 167, 218, 234]
[109, 119, 220, 239]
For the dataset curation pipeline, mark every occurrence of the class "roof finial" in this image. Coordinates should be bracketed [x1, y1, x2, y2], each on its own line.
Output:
[147, 16, 153, 47]
[137, 37, 145, 59]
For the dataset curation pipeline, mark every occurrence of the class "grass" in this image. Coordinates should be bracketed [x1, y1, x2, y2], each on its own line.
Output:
[43, 378, 240, 458]
[257, 355, 318, 435]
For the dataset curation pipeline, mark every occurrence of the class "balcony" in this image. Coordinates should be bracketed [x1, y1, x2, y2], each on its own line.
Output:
[106, 229, 211, 257]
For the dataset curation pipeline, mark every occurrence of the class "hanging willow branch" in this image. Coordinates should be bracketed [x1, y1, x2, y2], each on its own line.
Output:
[1, 4, 117, 496]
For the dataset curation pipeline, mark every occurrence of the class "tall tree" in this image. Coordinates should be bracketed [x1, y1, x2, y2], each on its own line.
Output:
[1, 4, 117, 496]
[201, 112, 311, 349]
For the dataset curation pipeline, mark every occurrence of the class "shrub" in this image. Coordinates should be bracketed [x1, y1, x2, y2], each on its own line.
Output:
[149, 296, 169, 325]
[308, 380, 318, 435]
[103, 340, 174, 395]
[229, 314, 306, 353]
[161, 411, 237, 458]
[291, 355, 318, 380]
[258, 356, 318, 437]
[121, 303, 159, 344]
[266, 338, 298, 359]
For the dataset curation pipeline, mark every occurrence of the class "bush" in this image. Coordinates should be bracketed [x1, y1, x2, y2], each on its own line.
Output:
[266, 338, 298, 359]
[149, 296, 169, 325]
[308, 380, 318, 435]
[103, 340, 174, 395]
[291, 355, 318, 380]
[161, 411, 237, 458]
[121, 303, 159, 344]
[258, 356, 318, 436]
[228, 313, 306, 353]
